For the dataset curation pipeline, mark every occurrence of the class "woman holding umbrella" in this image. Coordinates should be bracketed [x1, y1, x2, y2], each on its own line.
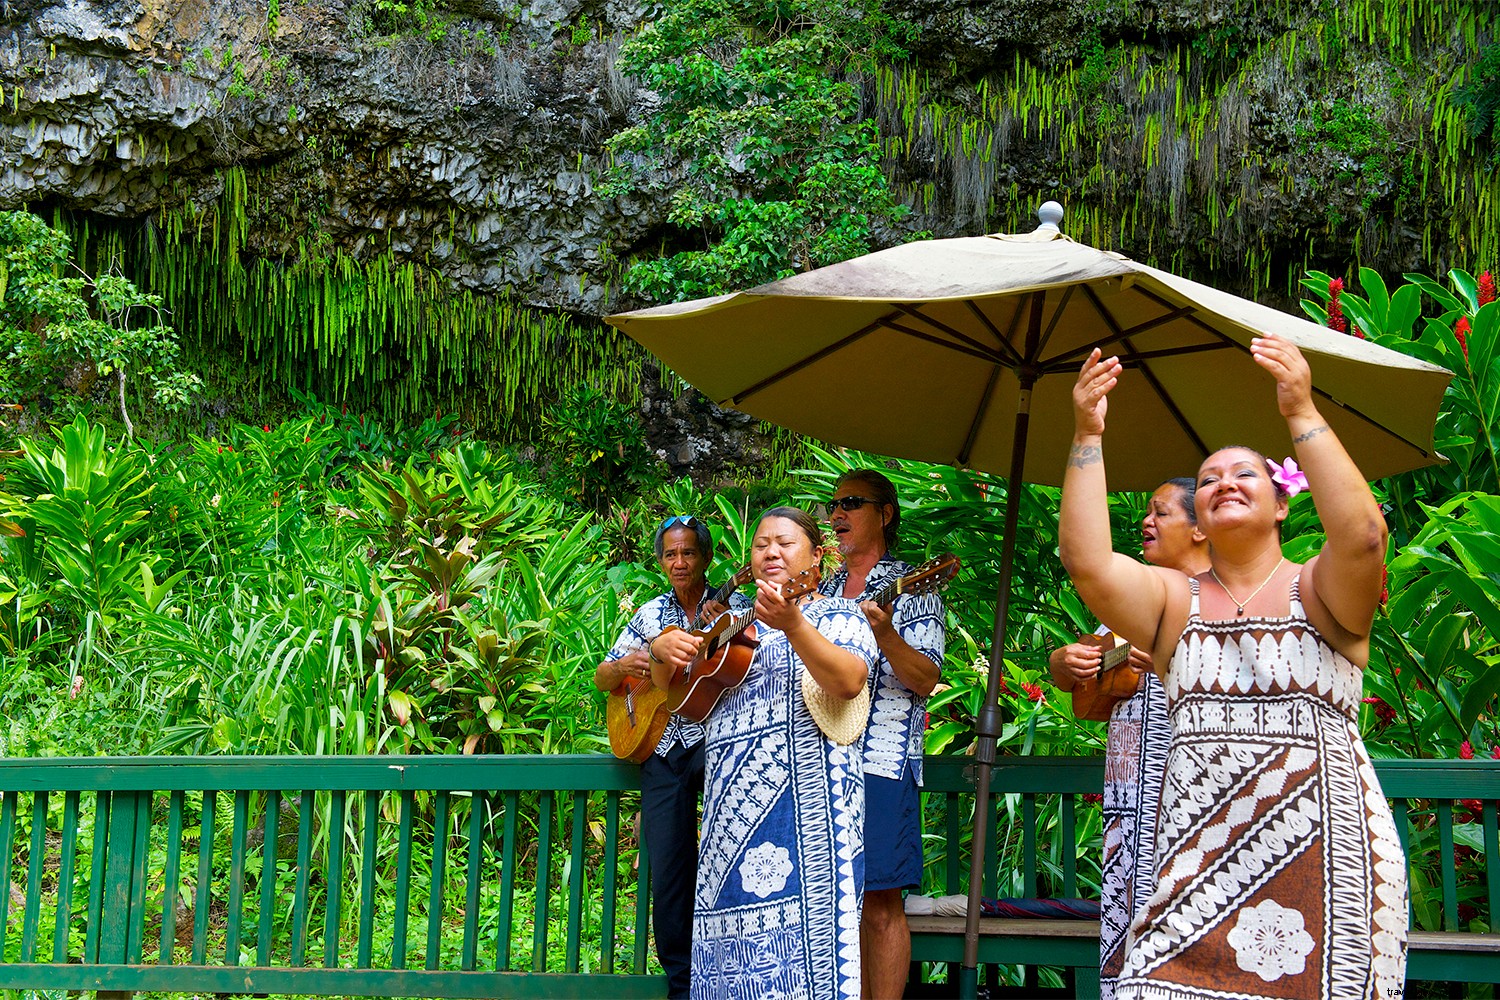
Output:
[1059, 334, 1407, 999]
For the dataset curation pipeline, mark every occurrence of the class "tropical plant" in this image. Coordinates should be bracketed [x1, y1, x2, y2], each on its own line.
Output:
[0, 210, 200, 435]
[602, 0, 915, 301]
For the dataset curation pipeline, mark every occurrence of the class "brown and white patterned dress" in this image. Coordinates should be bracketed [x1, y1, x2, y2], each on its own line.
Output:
[1115, 578, 1407, 1000]
[1099, 672, 1172, 1000]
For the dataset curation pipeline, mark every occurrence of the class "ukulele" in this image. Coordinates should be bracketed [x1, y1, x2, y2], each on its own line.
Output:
[665, 565, 822, 724]
[606, 564, 752, 762]
[1067, 631, 1140, 722]
[863, 553, 962, 607]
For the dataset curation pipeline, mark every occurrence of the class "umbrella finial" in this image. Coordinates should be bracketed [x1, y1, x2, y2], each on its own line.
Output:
[1036, 201, 1065, 233]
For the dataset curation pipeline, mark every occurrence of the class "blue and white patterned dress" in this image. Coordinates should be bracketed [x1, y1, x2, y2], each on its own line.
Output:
[691, 597, 879, 1000]
[819, 556, 945, 784]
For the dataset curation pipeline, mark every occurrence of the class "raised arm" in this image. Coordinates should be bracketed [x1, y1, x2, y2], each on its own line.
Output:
[1252, 335, 1386, 638]
[1058, 350, 1170, 654]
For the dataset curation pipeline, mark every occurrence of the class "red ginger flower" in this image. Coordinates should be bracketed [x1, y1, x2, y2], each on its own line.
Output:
[1021, 681, 1044, 703]
[1492, 745, 1500, 760]
[1479, 271, 1496, 307]
[1460, 740, 1474, 759]
[1327, 277, 1349, 335]
[1456, 316, 1471, 362]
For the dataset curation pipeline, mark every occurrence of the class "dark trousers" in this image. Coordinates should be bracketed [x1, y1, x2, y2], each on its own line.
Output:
[639, 740, 704, 1000]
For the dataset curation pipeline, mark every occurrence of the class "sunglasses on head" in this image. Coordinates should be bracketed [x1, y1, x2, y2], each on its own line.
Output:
[659, 515, 697, 531]
[824, 496, 880, 515]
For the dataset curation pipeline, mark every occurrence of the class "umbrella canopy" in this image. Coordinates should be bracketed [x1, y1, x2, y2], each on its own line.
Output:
[608, 225, 1451, 486]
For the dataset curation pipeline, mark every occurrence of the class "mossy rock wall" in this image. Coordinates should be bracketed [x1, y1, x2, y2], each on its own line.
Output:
[2, 0, 1495, 457]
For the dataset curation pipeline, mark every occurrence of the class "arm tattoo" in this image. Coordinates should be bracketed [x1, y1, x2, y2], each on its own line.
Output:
[1067, 443, 1103, 468]
[1292, 425, 1330, 444]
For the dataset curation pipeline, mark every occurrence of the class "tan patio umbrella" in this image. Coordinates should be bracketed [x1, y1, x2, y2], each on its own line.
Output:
[606, 203, 1452, 992]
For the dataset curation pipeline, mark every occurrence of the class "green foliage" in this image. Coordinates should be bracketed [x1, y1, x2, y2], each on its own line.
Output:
[0, 211, 200, 435]
[1298, 266, 1500, 773]
[369, 0, 451, 42]
[1453, 42, 1500, 159]
[537, 383, 663, 512]
[2, 417, 157, 620]
[603, 0, 915, 301]
[1295, 99, 1394, 215]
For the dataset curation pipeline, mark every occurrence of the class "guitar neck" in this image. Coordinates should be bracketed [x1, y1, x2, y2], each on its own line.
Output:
[867, 576, 902, 607]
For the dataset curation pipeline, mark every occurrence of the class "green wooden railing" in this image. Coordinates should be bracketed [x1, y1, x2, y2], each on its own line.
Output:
[0, 755, 1494, 996]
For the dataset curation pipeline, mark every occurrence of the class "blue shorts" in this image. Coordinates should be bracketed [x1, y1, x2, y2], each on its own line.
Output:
[864, 770, 923, 892]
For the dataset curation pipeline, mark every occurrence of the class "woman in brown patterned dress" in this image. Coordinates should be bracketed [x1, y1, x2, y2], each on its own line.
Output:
[1059, 334, 1407, 1000]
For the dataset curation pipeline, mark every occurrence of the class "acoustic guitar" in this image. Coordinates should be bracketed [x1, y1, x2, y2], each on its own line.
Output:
[1068, 631, 1139, 722]
[665, 565, 822, 724]
[606, 565, 752, 762]
[863, 553, 961, 607]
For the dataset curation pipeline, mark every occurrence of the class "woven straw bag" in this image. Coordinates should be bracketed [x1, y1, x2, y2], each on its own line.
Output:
[801, 668, 870, 745]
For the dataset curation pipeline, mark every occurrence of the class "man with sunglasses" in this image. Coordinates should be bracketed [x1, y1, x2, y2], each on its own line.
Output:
[594, 515, 744, 1000]
[819, 470, 945, 1000]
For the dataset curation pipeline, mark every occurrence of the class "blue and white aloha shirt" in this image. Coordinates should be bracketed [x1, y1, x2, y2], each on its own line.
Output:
[820, 554, 946, 784]
[691, 598, 878, 1000]
[607, 586, 752, 756]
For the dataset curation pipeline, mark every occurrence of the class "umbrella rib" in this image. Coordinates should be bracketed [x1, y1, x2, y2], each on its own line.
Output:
[1071, 284, 1212, 458]
[895, 303, 1019, 363]
[1043, 302, 1199, 368]
[1032, 284, 1076, 360]
[957, 364, 1003, 467]
[1038, 341, 1232, 375]
[726, 313, 892, 404]
[1122, 336, 1211, 457]
[1197, 324, 1441, 458]
[961, 299, 1027, 367]
[880, 320, 1009, 364]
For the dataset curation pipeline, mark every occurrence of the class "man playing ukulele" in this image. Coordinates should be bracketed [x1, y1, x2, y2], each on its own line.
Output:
[594, 516, 745, 999]
[819, 471, 945, 1000]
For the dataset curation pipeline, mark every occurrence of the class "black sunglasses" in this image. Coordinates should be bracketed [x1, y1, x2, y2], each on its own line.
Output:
[824, 496, 880, 515]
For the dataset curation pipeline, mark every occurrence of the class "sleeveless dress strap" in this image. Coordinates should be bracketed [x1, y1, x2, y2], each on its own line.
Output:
[1187, 576, 1201, 619]
[1287, 575, 1306, 621]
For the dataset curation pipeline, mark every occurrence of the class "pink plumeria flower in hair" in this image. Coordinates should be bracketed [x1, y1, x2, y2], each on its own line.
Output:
[1267, 457, 1308, 497]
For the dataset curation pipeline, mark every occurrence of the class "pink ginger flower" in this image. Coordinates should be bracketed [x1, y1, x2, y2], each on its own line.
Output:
[1460, 740, 1475, 760]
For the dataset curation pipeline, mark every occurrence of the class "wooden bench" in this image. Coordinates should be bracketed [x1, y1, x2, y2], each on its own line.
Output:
[911, 756, 1500, 996]
[0, 754, 1493, 997]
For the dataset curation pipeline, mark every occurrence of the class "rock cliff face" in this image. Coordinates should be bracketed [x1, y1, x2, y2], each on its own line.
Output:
[3, 0, 654, 313]
[2, 0, 1495, 473]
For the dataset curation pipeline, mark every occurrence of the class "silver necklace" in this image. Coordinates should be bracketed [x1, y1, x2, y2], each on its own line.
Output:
[1209, 558, 1285, 616]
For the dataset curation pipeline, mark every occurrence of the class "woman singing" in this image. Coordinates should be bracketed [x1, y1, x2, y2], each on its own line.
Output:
[649, 506, 878, 1000]
[1059, 334, 1407, 999]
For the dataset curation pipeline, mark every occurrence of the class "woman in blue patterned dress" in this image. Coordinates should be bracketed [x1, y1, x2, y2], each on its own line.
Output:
[650, 506, 879, 1000]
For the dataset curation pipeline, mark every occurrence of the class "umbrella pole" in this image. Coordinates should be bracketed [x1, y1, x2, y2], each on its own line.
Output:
[959, 378, 1033, 997]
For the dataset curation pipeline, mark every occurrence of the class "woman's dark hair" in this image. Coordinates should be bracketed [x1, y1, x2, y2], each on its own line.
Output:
[1202, 446, 1291, 500]
[834, 468, 900, 550]
[1160, 477, 1199, 524]
[759, 506, 823, 549]
[654, 516, 715, 561]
